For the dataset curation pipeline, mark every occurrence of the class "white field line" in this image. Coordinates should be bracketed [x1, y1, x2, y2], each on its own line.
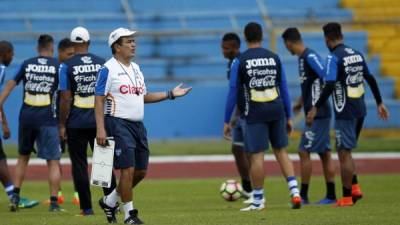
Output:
[6, 153, 400, 166]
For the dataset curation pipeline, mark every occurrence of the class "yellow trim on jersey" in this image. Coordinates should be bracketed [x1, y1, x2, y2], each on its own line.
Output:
[73, 95, 95, 108]
[24, 93, 51, 106]
[347, 84, 365, 98]
[250, 87, 278, 102]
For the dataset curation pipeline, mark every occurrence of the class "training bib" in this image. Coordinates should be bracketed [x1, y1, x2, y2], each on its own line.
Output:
[347, 84, 364, 98]
[24, 92, 51, 106]
[73, 95, 95, 108]
[250, 87, 278, 102]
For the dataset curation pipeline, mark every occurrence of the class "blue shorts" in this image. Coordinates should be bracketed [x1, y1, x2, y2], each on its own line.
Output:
[18, 125, 61, 160]
[299, 118, 331, 153]
[244, 118, 288, 153]
[335, 118, 364, 150]
[232, 117, 245, 146]
[105, 116, 149, 170]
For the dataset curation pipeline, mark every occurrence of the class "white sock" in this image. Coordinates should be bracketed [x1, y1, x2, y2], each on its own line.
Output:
[123, 201, 134, 220]
[104, 189, 119, 207]
[287, 176, 300, 197]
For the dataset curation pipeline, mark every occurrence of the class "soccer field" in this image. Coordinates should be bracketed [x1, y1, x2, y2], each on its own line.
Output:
[1, 175, 399, 225]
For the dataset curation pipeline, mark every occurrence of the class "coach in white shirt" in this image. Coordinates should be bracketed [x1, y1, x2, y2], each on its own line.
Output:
[95, 28, 191, 224]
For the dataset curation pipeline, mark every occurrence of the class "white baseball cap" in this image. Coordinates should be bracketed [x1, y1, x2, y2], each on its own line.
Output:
[70, 26, 90, 43]
[108, 28, 136, 47]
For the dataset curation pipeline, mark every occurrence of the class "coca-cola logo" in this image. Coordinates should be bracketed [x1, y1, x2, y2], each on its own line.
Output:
[249, 75, 276, 88]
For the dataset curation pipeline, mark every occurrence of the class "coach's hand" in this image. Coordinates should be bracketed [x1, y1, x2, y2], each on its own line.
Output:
[223, 123, 232, 141]
[96, 128, 108, 146]
[172, 83, 192, 98]
[2, 124, 10, 139]
[378, 103, 389, 121]
[286, 119, 293, 135]
[306, 106, 317, 126]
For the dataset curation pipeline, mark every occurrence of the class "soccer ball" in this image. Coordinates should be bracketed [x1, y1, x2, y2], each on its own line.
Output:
[220, 180, 243, 201]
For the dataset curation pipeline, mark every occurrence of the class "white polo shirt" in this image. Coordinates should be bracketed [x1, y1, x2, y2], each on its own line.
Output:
[95, 57, 147, 121]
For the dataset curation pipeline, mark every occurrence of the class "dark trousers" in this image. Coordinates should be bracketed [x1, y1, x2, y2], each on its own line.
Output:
[67, 128, 116, 210]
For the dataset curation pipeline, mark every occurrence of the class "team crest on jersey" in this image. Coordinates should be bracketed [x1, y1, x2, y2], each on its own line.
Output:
[81, 56, 93, 64]
[344, 48, 355, 54]
[38, 58, 48, 65]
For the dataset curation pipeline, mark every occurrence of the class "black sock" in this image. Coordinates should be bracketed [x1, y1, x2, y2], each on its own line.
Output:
[300, 183, 309, 200]
[342, 186, 352, 197]
[326, 182, 336, 200]
[242, 179, 252, 193]
[352, 174, 358, 185]
[13, 187, 20, 195]
[50, 196, 58, 205]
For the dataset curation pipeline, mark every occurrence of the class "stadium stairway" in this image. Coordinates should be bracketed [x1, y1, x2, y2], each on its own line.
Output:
[341, 0, 400, 97]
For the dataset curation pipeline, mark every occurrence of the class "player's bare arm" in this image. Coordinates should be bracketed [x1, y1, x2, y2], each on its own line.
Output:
[58, 90, 72, 140]
[0, 80, 17, 107]
[293, 96, 303, 115]
[0, 107, 10, 139]
[95, 95, 107, 146]
[144, 83, 192, 103]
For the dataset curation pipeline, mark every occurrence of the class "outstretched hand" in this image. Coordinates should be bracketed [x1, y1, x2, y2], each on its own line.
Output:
[172, 83, 192, 98]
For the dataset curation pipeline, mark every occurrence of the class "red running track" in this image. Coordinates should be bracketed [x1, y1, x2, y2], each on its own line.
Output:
[7, 158, 400, 180]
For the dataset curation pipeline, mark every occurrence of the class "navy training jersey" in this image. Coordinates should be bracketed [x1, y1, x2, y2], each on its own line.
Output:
[14, 56, 59, 127]
[325, 44, 367, 119]
[299, 48, 331, 119]
[237, 48, 291, 123]
[226, 59, 233, 80]
[59, 53, 105, 128]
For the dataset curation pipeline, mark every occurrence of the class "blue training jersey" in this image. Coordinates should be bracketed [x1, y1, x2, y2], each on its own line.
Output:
[325, 44, 368, 119]
[14, 56, 59, 127]
[299, 48, 331, 119]
[59, 53, 105, 128]
[235, 47, 291, 123]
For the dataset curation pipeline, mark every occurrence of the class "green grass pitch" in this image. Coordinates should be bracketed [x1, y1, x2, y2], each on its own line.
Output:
[1, 175, 399, 225]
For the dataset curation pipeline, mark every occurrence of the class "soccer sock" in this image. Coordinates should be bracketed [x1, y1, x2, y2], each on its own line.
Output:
[342, 186, 352, 197]
[74, 191, 79, 199]
[3, 182, 14, 200]
[300, 183, 309, 200]
[50, 196, 58, 205]
[287, 176, 300, 197]
[241, 179, 252, 193]
[104, 188, 119, 207]
[252, 188, 264, 206]
[352, 174, 358, 185]
[326, 182, 336, 200]
[122, 201, 134, 220]
[13, 187, 20, 195]
[58, 190, 63, 197]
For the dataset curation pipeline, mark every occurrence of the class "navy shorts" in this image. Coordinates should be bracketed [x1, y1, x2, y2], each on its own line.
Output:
[335, 118, 364, 150]
[18, 125, 61, 160]
[105, 116, 149, 170]
[299, 118, 331, 153]
[0, 139, 5, 160]
[232, 117, 245, 146]
[244, 118, 288, 153]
